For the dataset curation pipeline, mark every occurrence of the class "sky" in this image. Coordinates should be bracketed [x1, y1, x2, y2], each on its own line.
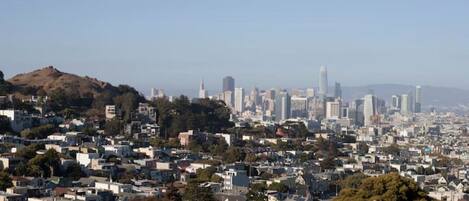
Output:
[1, 0, 469, 95]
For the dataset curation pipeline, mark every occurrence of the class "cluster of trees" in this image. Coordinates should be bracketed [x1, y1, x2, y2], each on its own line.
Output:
[20, 124, 56, 139]
[47, 84, 145, 118]
[382, 143, 402, 156]
[12, 145, 83, 179]
[102, 96, 233, 138]
[277, 121, 311, 138]
[245, 182, 290, 201]
[0, 115, 11, 134]
[0, 171, 12, 191]
[151, 96, 233, 138]
[0, 71, 13, 96]
[129, 181, 218, 201]
[308, 138, 340, 170]
[334, 173, 432, 201]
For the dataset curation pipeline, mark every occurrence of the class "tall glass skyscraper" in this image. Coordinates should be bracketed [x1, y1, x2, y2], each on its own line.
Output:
[363, 94, 377, 127]
[223, 76, 235, 92]
[415, 85, 422, 113]
[319, 66, 328, 98]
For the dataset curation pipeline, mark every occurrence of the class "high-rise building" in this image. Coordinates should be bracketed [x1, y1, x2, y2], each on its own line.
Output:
[234, 88, 245, 113]
[319, 66, 328, 98]
[150, 88, 165, 99]
[400, 94, 411, 115]
[334, 82, 342, 99]
[223, 76, 235, 92]
[351, 99, 365, 126]
[291, 89, 305, 97]
[199, 80, 208, 99]
[341, 107, 349, 118]
[391, 95, 401, 110]
[250, 87, 260, 107]
[363, 94, 377, 127]
[326, 100, 341, 119]
[274, 91, 291, 121]
[415, 85, 422, 113]
[306, 88, 315, 98]
[291, 96, 308, 118]
[223, 91, 233, 108]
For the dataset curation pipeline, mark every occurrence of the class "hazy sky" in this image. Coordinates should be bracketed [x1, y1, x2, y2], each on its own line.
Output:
[1, 1, 469, 95]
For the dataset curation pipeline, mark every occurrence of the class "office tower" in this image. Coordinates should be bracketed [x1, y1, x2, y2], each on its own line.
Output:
[265, 89, 276, 100]
[291, 96, 308, 118]
[306, 88, 315, 98]
[341, 107, 349, 118]
[223, 76, 235, 92]
[351, 99, 365, 126]
[150, 88, 165, 99]
[307, 97, 326, 120]
[250, 87, 260, 107]
[363, 94, 377, 127]
[319, 66, 328, 98]
[391, 95, 401, 110]
[291, 89, 305, 97]
[199, 80, 208, 99]
[376, 98, 386, 114]
[334, 82, 342, 99]
[223, 91, 233, 108]
[415, 85, 422, 113]
[275, 91, 291, 121]
[326, 100, 341, 119]
[401, 94, 411, 115]
[234, 88, 245, 113]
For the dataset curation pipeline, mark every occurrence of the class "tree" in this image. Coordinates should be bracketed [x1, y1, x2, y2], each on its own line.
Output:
[114, 93, 137, 122]
[0, 115, 11, 133]
[0, 70, 13, 96]
[195, 167, 217, 183]
[246, 183, 268, 201]
[27, 149, 61, 177]
[182, 182, 215, 201]
[20, 124, 56, 139]
[15, 144, 43, 160]
[224, 147, 245, 164]
[64, 163, 84, 180]
[334, 173, 431, 201]
[339, 173, 369, 189]
[0, 171, 12, 191]
[268, 182, 289, 193]
[162, 184, 182, 201]
[320, 156, 336, 171]
[104, 118, 123, 136]
[383, 144, 401, 156]
[151, 96, 233, 139]
[245, 154, 258, 163]
[357, 142, 369, 155]
[209, 138, 228, 157]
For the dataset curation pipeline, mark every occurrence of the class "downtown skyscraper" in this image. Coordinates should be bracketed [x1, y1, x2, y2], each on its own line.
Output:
[415, 85, 422, 113]
[319, 66, 328, 98]
[223, 76, 235, 92]
[234, 87, 245, 114]
[363, 94, 377, 127]
[199, 80, 208, 99]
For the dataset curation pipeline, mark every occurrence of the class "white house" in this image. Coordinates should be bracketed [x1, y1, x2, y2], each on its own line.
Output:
[76, 153, 100, 167]
[94, 181, 132, 195]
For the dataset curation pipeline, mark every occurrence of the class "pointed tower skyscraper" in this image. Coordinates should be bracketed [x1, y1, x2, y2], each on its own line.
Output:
[199, 79, 208, 99]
